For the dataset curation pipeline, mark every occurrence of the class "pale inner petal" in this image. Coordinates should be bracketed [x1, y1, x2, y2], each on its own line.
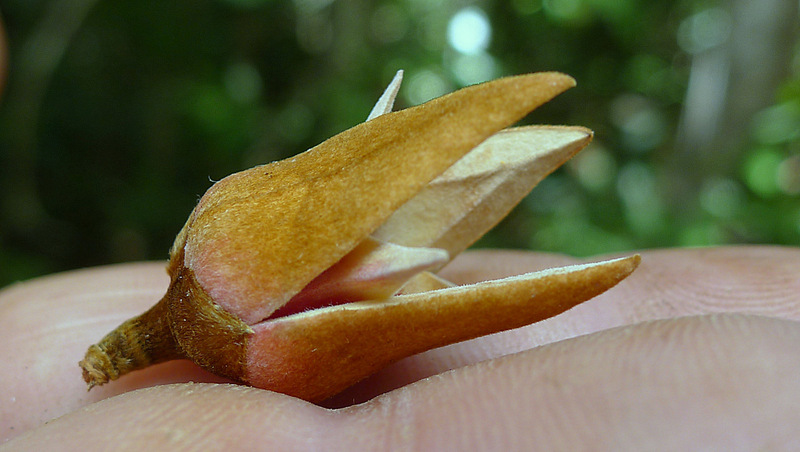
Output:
[267, 237, 448, 318]
[367, 70, 404, 121]
[398, 271, 456, 294]
[373, 126, 591, 264]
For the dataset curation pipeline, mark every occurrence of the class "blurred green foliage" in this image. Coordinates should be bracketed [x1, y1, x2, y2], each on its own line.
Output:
[1, 0, 799, 288]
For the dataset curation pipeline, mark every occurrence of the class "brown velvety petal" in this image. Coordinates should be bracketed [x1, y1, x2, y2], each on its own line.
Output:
[243, 255, 639, 401]
[183, 73, 577, 324]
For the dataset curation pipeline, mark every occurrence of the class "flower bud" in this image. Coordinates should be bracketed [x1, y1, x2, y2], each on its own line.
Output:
[80, 72, 640, 402]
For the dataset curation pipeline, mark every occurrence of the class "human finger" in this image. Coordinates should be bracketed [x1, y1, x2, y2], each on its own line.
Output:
[4, 314, 799, 451]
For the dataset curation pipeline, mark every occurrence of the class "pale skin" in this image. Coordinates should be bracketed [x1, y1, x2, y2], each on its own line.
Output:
[1, 246, 800, 450]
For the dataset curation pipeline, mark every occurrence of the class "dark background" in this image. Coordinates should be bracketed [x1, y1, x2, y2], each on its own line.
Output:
[1, 0, 799, 288]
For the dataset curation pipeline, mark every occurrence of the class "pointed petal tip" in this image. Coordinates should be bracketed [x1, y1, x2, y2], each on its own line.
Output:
[578, 254, 640, 284]
[367, 70, 405, 121]
[473, 72, 577, 120]
[523, 71, 576, 92]
[611, 253, 642, 275]
[574, 125, 593, 140]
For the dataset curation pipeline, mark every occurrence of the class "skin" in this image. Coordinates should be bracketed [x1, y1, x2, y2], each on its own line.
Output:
[1, 246, 799, 450]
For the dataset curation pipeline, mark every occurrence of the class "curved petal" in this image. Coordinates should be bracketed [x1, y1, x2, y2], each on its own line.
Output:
[184, 73, 578, 324]
[244, 255, 641, 401]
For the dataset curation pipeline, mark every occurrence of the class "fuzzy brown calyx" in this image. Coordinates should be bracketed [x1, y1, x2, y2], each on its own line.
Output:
[79, 253, 253, 389]
[165, 256, 253, 382]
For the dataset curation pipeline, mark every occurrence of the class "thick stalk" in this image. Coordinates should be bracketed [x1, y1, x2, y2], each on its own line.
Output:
[79, 296, 184, 389]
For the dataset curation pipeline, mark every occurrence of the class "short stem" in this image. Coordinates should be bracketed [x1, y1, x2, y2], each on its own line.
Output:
[79, 296, 185, 389]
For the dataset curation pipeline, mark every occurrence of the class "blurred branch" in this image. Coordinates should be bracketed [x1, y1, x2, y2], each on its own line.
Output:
[669, 0, 798, 211]
[0, 12, 7, 99]
[0, 0, 101, 232]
